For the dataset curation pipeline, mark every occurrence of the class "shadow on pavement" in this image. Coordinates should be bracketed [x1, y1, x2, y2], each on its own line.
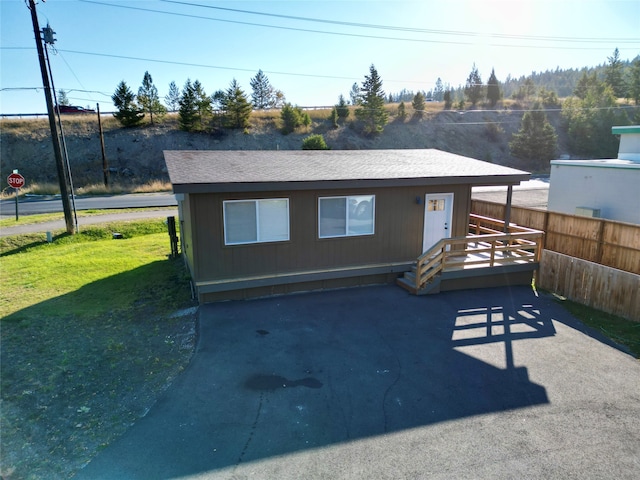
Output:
[78, 285, 560, 479]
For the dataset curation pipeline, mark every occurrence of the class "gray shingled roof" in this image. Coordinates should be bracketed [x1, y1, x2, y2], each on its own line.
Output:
[164, 149, 529, 193]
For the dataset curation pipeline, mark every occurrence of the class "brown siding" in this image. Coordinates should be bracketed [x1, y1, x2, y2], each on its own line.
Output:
[178, 194, 196, 278]
[189, 185, 471, 283]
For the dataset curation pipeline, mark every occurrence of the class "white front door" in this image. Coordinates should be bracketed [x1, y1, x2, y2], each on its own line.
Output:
[422, 193, 454, 253]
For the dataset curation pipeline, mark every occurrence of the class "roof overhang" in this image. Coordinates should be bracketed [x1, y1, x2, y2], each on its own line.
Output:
[164, 149, 530, 194]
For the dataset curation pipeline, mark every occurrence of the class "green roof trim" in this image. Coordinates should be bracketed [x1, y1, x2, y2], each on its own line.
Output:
[611, 125, 640, 134]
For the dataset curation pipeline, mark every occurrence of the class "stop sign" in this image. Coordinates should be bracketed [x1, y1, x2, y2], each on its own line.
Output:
[7, 172, 25, 189]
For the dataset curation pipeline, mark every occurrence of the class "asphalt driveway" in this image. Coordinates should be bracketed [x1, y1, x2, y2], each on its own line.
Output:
[77, 285, 640, 479]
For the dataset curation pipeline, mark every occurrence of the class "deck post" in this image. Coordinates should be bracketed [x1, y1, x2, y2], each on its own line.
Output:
[504, 185, 513, 233]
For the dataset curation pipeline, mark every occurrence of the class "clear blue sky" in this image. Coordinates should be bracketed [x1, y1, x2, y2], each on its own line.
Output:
[1, 0, 639, 114]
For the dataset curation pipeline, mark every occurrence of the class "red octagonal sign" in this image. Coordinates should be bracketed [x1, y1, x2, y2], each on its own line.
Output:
[7, 172, 25, 189]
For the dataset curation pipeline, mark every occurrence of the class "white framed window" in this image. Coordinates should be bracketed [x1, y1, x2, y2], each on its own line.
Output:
[318, 195, 375, 238]
[223, 198, 289, 245]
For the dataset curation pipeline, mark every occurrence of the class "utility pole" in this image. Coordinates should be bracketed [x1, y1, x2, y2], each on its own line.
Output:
[97, 103, 109, 187]
[28, 0, 75, 234]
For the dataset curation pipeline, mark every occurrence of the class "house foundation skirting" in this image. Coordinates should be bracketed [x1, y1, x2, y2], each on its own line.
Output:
[196, 262, 414, 302]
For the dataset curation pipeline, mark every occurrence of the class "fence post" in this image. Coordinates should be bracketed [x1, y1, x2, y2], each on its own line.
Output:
[167, 216, 179, 258]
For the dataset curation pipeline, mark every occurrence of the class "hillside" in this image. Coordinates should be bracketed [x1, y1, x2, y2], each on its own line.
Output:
[1, 105, 569, 190]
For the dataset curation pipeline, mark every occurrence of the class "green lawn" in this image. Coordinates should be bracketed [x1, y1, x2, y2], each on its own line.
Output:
[0, 220, 195, 479]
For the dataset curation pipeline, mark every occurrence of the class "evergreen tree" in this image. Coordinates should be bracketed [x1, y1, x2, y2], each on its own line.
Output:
[165, 81, 181, 112]
[138, 71, 166, 124]
[336, 94, 350, 123]
[509, 102, 558, 170]
[433, 78, 444, 101]
[354, 64, 388, 136]
[250, 69, 274, 109]
[178, 79, 198, 131]
[349, 82, 360, 105]
[57, 89, 70, 106]
[301, 134, 329, 150]
[486, 68, 501, 107]
[464, 63, 483, 107]
[563, 78, 629, 158]
[411, 92, 425, 120]
[443, 89, 452, 110]
[280, 103, 309, 134]
[397, 101, 407, 120]
[573, 71, 599, 99]
[112, 80, 144, 127]
[329, 107, 339, 128]
[193, 80, 212, 129]
[222, 79, 252, 129]
[211, 89, 226, 110]
[628, 57, 640, 106]
[605, 48, 626, 98]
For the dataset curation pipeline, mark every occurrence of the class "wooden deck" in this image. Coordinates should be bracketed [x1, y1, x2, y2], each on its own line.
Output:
[397, 214, 544, 295]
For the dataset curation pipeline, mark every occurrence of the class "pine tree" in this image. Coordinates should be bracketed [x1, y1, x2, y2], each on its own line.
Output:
[605, 48, 626, 98]
[301, 134, 329, 150]
[222, 79, 252, 129]
[280, 103, 309, 134]
[486, 68, 501, 107]
[397, 101, 407, 120]
[57, 89, 70, 106]
[411, 92, 425, 120]
[178, 79, 198, 131]
[250, 69, 274, 109]
[330, 107, 339, 128]
[354, 64, 388, 136]
[510, 103, 558, 170]
[464, 63, 483, 107]
[112, 80, 144, 127]
[349, 82, 360, 105]
[443, 90, 452, 110]
[193, 80, 212, 129]
[563, 78, 629, 158]
[165, 81, 181, 112]
[138, 71, 166, 124]
[434, 78, 444, 101]
[335, 94, 350, 123]
[629, 57, 640, 106]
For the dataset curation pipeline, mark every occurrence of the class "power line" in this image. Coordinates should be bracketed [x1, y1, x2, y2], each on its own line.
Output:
[79, 0, 639, 50]
[160, 0, 640, 45]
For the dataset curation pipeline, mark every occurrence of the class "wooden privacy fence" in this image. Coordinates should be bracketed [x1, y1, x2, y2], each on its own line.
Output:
[538, 251, 640, 321]
[471, 200, 640, 275]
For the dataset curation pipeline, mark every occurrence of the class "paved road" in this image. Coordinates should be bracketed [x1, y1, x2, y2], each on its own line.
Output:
[0, 193, 177, 217]
[76, 285, 639, 479]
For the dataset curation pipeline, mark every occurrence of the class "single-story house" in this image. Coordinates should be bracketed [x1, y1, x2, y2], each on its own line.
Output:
[164, 149, 532, 302]
[548, 125, 640, 224]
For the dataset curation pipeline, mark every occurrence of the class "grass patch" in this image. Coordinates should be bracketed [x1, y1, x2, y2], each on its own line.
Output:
[0, 207, 175, 230]
[0, 220, 196, 479]
[556, 297, 640, 358]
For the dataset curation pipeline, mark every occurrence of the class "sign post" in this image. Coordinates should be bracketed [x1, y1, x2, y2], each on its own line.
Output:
[7, 171, 25, 221]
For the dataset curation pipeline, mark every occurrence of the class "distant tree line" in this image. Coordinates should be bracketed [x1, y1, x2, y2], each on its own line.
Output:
[108, 48, 639, 158]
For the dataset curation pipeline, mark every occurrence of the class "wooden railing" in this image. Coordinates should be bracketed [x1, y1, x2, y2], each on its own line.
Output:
[413, 214, 544, 291]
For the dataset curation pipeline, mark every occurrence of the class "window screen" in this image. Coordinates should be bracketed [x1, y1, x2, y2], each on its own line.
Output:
[224, 199, 289, 245]
[319, 195, 375, 238]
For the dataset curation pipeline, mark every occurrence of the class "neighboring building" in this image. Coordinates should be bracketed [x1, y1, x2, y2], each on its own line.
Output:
[164, 149, 530, 302]
[548, 126, 640, 224]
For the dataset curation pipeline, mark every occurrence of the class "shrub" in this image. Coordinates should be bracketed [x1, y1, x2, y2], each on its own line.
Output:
[280, 103, 310, 134]
[301, 134, 329, 150]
